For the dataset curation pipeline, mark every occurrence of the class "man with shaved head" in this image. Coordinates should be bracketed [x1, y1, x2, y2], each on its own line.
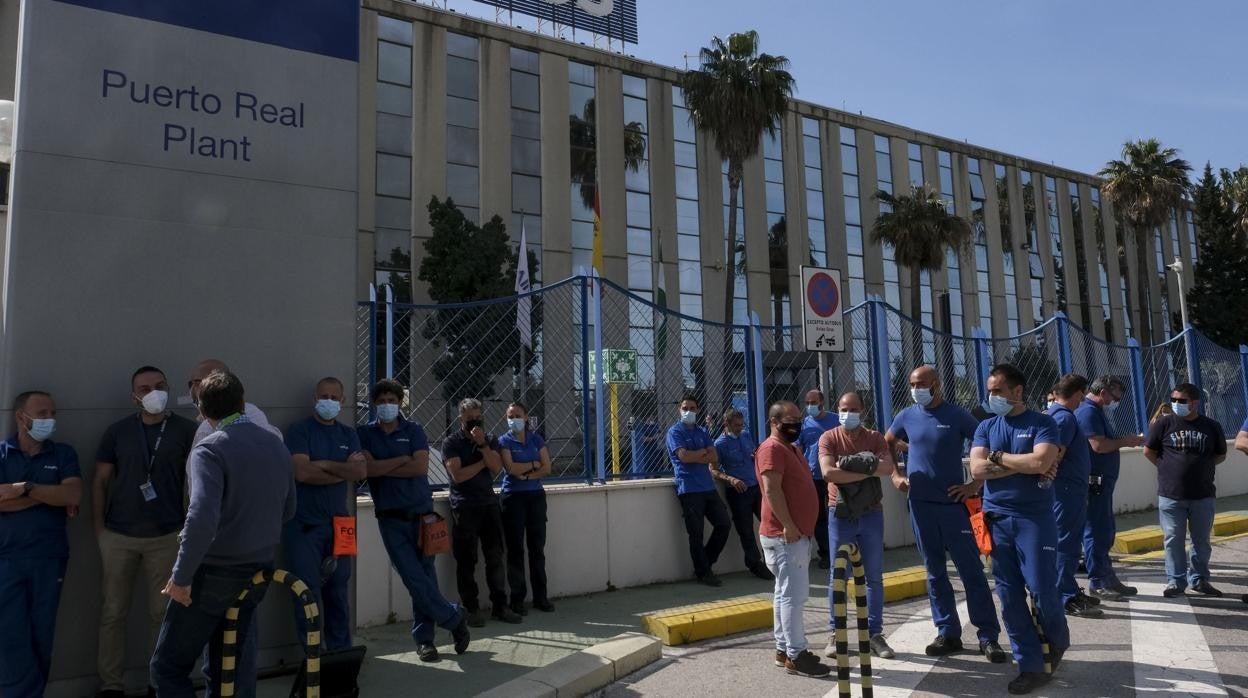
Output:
[798, 387, 839, 568]
[886, 366, 1006, 662]
[189, 359, 279, 445]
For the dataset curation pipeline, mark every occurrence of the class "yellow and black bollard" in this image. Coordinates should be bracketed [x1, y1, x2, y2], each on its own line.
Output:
[831, 543, 873, 698]
[1029, 597, 1052, 674]
[220, 569, 323, 698]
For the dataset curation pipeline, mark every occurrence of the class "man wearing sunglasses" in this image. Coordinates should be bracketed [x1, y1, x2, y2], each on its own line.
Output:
[1075, 375, 1144, 601]
[1144, 383, 1226, 598]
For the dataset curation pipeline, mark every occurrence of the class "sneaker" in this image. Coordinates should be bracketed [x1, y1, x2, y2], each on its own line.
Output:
[1007, 671, 1052, 694]
[1065, 598, 1104, 618]
[465, 608, 486, 628]
[492, 607, 523, 624]
[698, 572, 723, 587]
[824, 638, 837, 659]
[785, 649, 832, 677]
[869, 633, 895, 659]
[750, 565, 775, 581]
[534, 598, 556, 612]
[510, 601, 529, 616]
[1191, 580, 1223, 597]
[1109, 581, 1138, 597]
[1163, 584, 1184, 598]
[451, 617, 471, 654]
[817, 557, 831, 570]
[925, 635, 963, 656]
[1078, 588, 1101, 606]
[415, 642, 440, 662]
[1089, 586, 1123, 602]
[774, 650, 787, 668]
[980, 640, 1008, 663]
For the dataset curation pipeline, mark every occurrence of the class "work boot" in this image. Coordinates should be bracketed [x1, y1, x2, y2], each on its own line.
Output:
[785, 650, 832, 677]
[1077, 588, 1101, 606]
[1007, 671, 1052, 694]
[869, 633, 895, 659]
[452, 617, 471, 654]
[924, 635, 963, 656]
[492, 606, 523, 624]
[980, 640, 1009, 663]
[1065, 598, 1104, 618]
[415, 642, 440, 662]
[1108, 580, 1138, 597]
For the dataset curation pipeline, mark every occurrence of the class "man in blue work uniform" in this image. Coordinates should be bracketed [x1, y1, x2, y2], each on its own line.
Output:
[799, 388, 839, 568]
[284, 376, 366, 650]
[886, 366, 1007, 662]
[358, 379, 469, 662]
[1046, 374, 1102, 617]
[970, 364, 1069, 695]
[713, 408, 771, 580]
[667, 395, 731, 586]
[0, 390, 82, 698]
[1075, 375, 1143, 601]
[629, 413, 662, 479]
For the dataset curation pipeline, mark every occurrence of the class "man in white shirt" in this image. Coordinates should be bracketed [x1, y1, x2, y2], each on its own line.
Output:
[188, 359, 280, 445]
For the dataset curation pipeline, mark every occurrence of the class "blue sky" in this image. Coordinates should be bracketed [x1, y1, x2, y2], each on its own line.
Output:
[451, 0, 1246, 178]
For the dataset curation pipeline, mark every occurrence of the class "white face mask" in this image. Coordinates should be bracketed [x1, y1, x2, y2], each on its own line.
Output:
[1171, 401, 1191, 418]
[315, 399, 341, 421]
[26, 416, 56, 442]
[1046, 400, 1057, 411]
[507, 417, 527, 433]
[140, 389, 169, 415]
[911, 388, 933, 407]
[805, 404, 821, 418]
[839, 411, 861, 430]
[376, 403, 400, 423]
[988, 395, 1012, 416]
[680, 410, 698, 426]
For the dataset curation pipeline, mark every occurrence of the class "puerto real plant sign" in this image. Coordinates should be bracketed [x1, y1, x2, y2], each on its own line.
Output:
[474, 0, 638, 43]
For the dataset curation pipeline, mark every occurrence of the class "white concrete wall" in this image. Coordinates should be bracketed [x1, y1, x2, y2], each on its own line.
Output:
[354, 443, 1248, 627]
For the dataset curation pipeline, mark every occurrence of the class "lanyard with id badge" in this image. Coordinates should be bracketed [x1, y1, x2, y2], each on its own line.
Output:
[138, 416, 167, 503]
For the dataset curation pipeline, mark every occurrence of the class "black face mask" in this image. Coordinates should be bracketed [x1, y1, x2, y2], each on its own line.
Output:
[778, 423, 801, 443]
[465, 419, 484, 431]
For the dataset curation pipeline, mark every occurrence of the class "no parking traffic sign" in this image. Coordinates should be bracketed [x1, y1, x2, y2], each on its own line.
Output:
[801, 266, 844, 352]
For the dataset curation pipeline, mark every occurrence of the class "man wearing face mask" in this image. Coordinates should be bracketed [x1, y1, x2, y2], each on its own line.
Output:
[1045, 374, 1102, 618]
[284, 376, 367, 650]
[92, 366, 197, 697]
[818, 391, 896, 659]
[1075, 375, 1144, 602]
[188, 359, 280, 446]
[713, 408, 771, 581]
[0, 390, 82, 698]
[1144, 383, 1227, 598]
[799, 389, 839, 569]
[970, 364, 1067, 695]
[885, 366, 1006, 662]
[443, 398, 519, 626]
[666, 395, 732, 587]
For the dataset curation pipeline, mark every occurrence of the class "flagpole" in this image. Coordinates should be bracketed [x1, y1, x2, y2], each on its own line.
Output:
[518, 211, 528, 402]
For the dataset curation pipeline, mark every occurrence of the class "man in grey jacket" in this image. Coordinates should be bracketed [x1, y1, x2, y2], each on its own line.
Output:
[150, 370, 295, 697]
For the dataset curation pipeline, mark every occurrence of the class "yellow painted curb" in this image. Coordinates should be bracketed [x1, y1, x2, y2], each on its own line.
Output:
[1111, 526, 1163, 554]
[1212, 512, 1248, 536]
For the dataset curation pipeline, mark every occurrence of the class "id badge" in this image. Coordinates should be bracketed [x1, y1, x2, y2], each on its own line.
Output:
[139, 481, 158, 502]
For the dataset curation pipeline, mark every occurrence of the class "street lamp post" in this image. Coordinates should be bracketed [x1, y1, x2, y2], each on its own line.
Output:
[1167, 256, 1195, 378]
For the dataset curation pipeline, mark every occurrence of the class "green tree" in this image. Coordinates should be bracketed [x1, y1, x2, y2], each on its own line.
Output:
[569, 97, 647, 211]
[417, 197, 541, 415]
[871, 185, 973, 364]
[1188, 164, 1248, 347]
[1220, 165, 1248, 237]
[681, 30, 795, 324]
[1099, 139, 1191, 345]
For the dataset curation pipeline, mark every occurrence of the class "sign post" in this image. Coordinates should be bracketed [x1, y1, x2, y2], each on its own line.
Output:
[801, 266, 846, 393]
[588, 348, 638, 475]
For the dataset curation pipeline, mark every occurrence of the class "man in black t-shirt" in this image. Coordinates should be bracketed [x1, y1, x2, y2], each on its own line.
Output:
[1144, 382, 1227, 598]
[443, 398, 520, 627]
[92, 365, 197, 697]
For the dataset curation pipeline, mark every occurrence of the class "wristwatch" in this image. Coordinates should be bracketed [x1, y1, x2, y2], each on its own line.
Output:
[989, 450, 1004, 466]
[21, 481, 35, 496]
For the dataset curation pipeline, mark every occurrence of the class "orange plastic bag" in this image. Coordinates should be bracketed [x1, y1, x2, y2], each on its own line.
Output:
[332, 516, 358, 556]
[964, 496, 993, 555]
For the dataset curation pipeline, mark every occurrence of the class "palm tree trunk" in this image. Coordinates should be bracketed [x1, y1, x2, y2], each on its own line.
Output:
[1134, 224, 1154, 346]
[724, 169, 742, 325]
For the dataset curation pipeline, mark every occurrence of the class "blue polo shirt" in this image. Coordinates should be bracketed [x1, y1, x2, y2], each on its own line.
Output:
[972, 410, 1059, 517]
[1075, 398, 1119, 479]
[888, 401, 978, 503]
[498, 431, 547, 493]
[630, 421, 662, 473]
[666, 423, 715, 495]
[286, 416, 361, 526]
[799, 412, 841, 480]
[0, 437, 81, 559]
[1240, 417, 1248, 434]
[1046, 404, 1091, 486]
[358, 419, 432, 515]
[713, 431, 757, 486]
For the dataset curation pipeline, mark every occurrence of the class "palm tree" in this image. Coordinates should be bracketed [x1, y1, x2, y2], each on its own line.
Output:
[681, 30, 795, 324]
[1221, 166, 1248, 237]
[871, 185, 973, 363]
[1099, 139, 1191, 345]
[569, 97, 647, 211]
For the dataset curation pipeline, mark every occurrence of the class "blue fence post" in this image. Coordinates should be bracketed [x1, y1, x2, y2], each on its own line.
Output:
[743, 317, 757, 441]
[367, 284, 378, 422]
[593, 273, 606, 484]
[1127, 337, 1149, 435]
[972, 327, 991, 408]
[750, 312, 767, 442]
[580, 274, 593, 485]
[867, 295, 893, 430]
[1184, 329, 1203, 408]
[384, 284, 395, 379]
[1054, 311, 1073, 375]
[1240, 345, 1248, 413]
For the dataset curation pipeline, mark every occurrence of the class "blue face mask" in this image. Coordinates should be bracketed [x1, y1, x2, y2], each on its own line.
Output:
[987, 395, 1013, 416]
[839, 411, 861, 430]
[376, 403, 400, 423]
[680, 410, 698, 426]
[315, 399, 341, 421]
[805, 404, 821, 418]
[26, 416, 56, 442]
[1171, 401, 1191, 418]
[911, 388, 933, 407]
[508, 417, 527, 433]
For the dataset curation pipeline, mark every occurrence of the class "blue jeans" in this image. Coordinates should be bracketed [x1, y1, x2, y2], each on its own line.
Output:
[284, 520, 352, 650]
[988, 512, 1069, 674]
[0, 556, 66, 698]
[909, 500, 1000, 643]
[762, 535, 812, 659]
[826, 508, 884, 636]
[378, 516, 463, 643]
[1053, 480, 1089, 605]
[150, 562, 269, 698]
[1083, 476, 1119, 589]
[1158, 496, 1215, 589]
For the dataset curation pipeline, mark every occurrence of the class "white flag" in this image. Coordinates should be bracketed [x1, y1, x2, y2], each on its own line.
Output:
[516, 222, 532, 349]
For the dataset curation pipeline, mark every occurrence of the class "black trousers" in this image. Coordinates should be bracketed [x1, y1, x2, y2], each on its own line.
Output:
[499, 489, 549, 605]
[678, 490, 732, 578]
[814, 479, 831, 561]
[451, 503, 508, 612]
[724, 484, 764, 569]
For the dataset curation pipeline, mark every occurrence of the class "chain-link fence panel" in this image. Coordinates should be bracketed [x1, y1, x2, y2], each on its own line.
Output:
[883, 306, 983, 420]
[1066, 323, 1142, 436]
[1190, 328, 1246, 437]
[1138, 332, 1189, 432]
[988, 321, 1061, 412]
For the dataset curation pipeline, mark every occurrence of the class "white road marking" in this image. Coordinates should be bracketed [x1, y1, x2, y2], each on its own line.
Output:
[823, 601, 969, 698]
[1129, 581, 1226, 696]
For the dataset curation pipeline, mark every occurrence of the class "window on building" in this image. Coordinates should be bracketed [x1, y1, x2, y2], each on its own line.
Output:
[764, 128, 789, 344]
[1020, 170, 1044, 328]
[446, 33, 480, 223]
[510, 48, 542, 284]
[939, 151, 966, 372]
[841, 126, 864, 305]
[1044, 176, 1067, 315]
[995, 164, 1019, 336]
[875, 135, 899, 310]
[803, 117, 826, 267]
[1090, 189, 1113, 339]
[569, 61, 597, 279]
[374, 15, 414, 301]
[970, 159, 991, 332]
[673, 85, 702, 388]
[1067, 181, 1093, 330]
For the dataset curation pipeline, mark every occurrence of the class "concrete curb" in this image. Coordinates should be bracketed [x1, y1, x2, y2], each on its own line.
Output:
[475, 632, 661, 698]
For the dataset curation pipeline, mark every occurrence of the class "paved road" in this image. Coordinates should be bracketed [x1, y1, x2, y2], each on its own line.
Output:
[603, 535, 1248, 698]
